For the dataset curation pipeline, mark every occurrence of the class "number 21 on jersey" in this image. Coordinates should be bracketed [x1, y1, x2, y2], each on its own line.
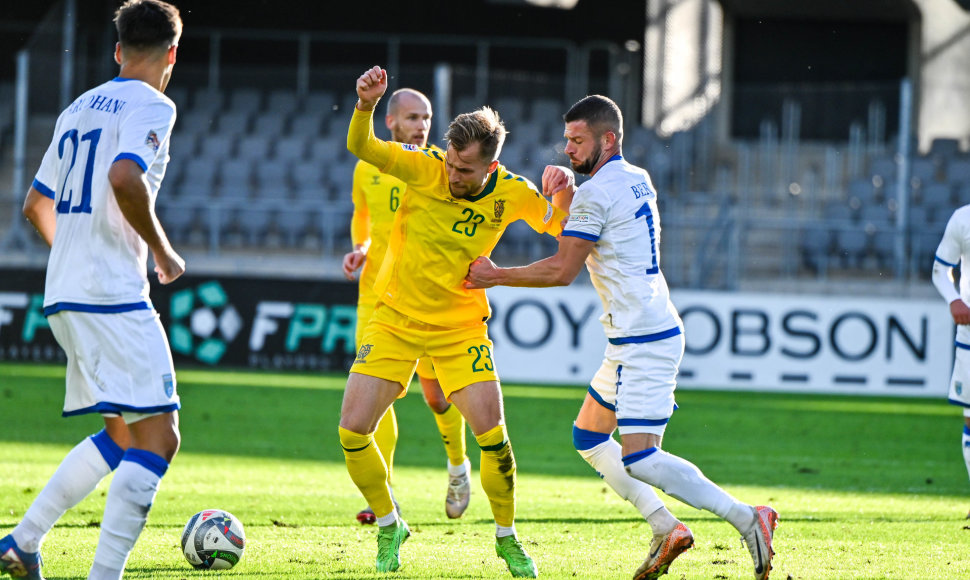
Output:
[55, 127, 102, 214]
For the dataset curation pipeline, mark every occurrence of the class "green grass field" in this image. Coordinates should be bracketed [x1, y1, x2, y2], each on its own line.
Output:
[1, 362, 968, 579]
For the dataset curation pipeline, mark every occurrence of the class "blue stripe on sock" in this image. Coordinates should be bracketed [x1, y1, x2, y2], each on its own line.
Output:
[964, 425, 970, 437]
[123, 448, 169, 478]
[572, 426, 611, 451]
[89, 429, 125, 470]
[622, 447, 659, 466]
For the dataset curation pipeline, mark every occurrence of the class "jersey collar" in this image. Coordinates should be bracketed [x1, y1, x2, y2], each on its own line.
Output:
[464, 169, 499, 202]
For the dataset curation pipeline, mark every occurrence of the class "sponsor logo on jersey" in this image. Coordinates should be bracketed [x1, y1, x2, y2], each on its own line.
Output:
[567, 213, 591, 224]
[400, 143, 418, 151]
[145, 130, 160, 152]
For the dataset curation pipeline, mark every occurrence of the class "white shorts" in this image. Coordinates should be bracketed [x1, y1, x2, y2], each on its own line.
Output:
[948, 345, 970, 415]
[588, 332, 684, 436]
[48, 309, 180, 420]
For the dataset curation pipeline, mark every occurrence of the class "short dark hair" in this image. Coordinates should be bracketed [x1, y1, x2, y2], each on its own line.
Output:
[564, 95, 623, 145]
[445, 107, 506, 163]
[114, 0, 182, 52]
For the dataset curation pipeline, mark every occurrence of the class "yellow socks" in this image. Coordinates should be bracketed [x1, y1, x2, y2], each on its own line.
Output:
[476, 424, 516, 527]
[339, 426, 395, 517]
[434, 403, 468, 466]
[373, 405, 399, 480]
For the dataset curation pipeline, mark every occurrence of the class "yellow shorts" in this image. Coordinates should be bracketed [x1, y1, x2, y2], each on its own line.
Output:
[351, 303, 497, 397]
[357, 300, 437, 382]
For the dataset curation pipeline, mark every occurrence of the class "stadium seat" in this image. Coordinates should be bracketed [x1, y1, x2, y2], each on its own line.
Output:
[236, 135, 272, 161]
[227, 87, 262, 115]
[909, 157, 938, 187]
[236, 199, 276, 246]
[929, 137, 961, 161]
[273, 136, 308, 161]
[303, 91, 337, 114]
[169, 132, 197, 158]
[252, 112, 288, 138]
[859, 204, 893, 228]
[947, 159, 970, 185]
[288, 111, 327, 138]
[847, 177, 878, 206]
[870, 226, 898, 269]
[198, 134, 236, 160]
[919, 183, 952, 209]
[292, 160, 327, 188]
[869, 156, 897, 182]
[799, 224, 831, 274]
[156, 201, 199, 244]
[189, 87, 225, 115]
[308, 134, 348, 164]
[266, 89, 299, 116]
[835, 228, 868, 268]
[176, 110, 217, 136]
[182, 158, 219, 190]
[216, 110, 251, 137]
[215, 183, 254, 203]
[218, 159, 254, 190]
[255, 161, 290, 189]
[822, 200, 856, 223]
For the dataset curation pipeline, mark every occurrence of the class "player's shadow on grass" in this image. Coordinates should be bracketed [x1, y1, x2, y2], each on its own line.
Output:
[3, 368, 967, 495]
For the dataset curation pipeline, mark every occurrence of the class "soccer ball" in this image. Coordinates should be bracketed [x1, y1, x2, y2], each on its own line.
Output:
[180, 509, 246, 570]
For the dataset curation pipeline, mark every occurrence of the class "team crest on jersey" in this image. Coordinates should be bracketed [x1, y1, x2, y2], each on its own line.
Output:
[145, 129, 160, 152]
[956, 381, 963, 395]
[356, 344, 373, 363]
[162, 374, 174, 397]
[493, 199, 506, 220]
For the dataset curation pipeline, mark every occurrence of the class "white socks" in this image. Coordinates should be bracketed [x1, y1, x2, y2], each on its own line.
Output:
[496, 524, 516, 538]
[89, 449, 168, 579]
[624, 448, 755, 533]
[14, 431, 123, 553]
[576, 437, 667, 520]
[962, 425, 970, 481]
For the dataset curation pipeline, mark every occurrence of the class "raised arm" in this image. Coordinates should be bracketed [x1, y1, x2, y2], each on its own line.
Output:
[347, 66, 395, 169]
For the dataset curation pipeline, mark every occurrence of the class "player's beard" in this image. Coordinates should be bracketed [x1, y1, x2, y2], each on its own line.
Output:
[570, 144, 601, 175]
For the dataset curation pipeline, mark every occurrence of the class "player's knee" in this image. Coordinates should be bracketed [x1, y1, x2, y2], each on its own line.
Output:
[573, 425, 611, 452]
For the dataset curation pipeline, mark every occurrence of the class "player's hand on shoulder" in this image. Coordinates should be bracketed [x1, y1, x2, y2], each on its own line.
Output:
[154, 247, 185, 285]
[541, 165, 575, 198]
[464, 256, 499, 289]
[356, 66, 388, 111]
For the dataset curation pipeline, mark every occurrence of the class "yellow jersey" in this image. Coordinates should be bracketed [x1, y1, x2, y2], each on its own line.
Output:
[348, 107, 567, 327]
[350, 145, 443, 308]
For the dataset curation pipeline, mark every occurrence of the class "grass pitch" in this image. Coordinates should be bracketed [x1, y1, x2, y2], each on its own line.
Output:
[0, 362, 968, 579]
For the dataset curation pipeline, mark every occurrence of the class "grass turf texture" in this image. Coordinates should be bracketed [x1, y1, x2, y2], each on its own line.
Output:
[0, 362, 967, 579]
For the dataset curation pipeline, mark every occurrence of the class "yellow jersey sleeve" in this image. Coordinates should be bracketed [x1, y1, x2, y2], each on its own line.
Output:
[350, 160, 371, 249]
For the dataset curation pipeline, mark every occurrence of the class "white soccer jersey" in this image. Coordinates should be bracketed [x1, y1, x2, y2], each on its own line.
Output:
[561, 155, 682, 341]
[33, 77, 176, 315]
[935, 204, 970, 344]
